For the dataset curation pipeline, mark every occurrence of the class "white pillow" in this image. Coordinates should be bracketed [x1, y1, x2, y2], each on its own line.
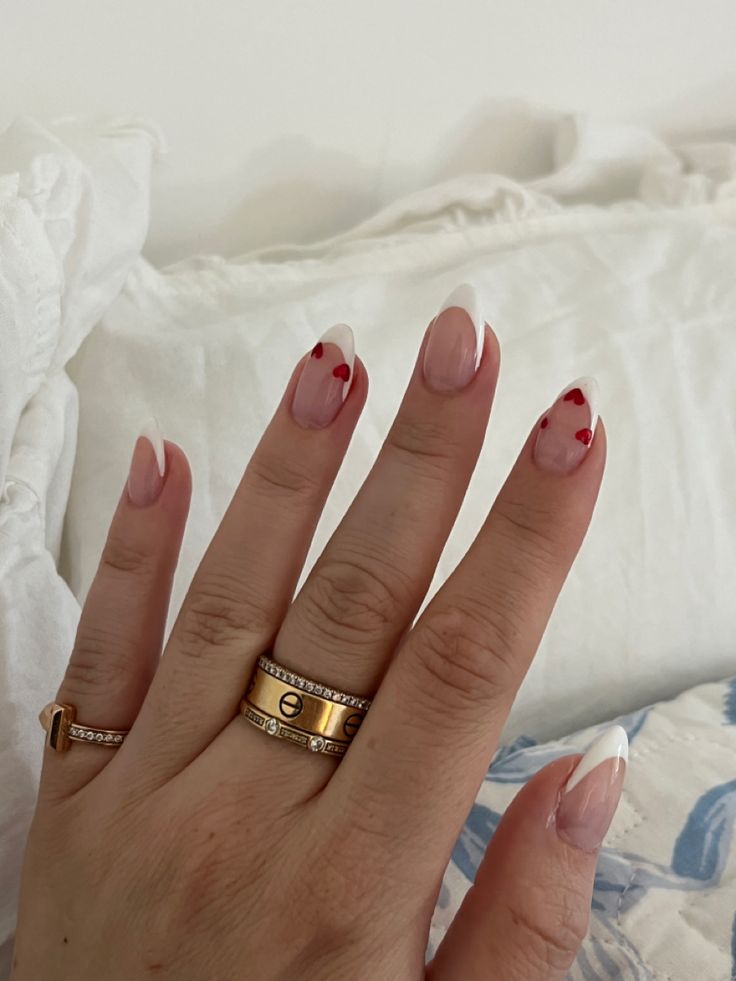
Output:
[65, 117, 736, 744]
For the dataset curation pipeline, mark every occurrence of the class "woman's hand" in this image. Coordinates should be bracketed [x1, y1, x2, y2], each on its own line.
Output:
[12, 288, 625, 980]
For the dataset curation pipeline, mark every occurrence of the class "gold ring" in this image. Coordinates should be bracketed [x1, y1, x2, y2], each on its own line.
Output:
[240, 655, 372, 756]
[39, 702, 129, 753]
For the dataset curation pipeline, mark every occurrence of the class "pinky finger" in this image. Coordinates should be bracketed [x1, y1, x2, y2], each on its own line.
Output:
[428, 726, 628, 981]
[40, 426, 191, 800]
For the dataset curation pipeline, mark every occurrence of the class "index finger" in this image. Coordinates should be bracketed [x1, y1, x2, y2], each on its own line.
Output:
[327, 379, 606, 876]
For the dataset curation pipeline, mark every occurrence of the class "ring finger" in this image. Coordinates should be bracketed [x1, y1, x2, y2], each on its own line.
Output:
[208, 285, 500, 792]
[124, 327, 368, 789]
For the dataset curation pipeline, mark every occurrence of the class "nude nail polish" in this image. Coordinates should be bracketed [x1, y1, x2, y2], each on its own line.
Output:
[291, 324, 355, 429]
[533, 377, 599, 474]
[556, 725, 628, 852]
[127, 419, 166, 507]
[423, 283, 484, 393]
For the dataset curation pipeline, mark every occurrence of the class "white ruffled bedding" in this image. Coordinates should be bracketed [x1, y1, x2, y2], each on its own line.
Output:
[1, 114, 735, 978]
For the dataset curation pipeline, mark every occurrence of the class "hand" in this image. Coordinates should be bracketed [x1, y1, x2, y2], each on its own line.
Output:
[13, 290, 624, 980]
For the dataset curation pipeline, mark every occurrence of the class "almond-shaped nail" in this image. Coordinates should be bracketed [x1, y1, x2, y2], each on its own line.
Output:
[533, 377, 599, 474]
[291, 324, 355, 429]
[127, 419, 166, 507]
[423, 283, 484, 393]
[557, 725, 628, 852]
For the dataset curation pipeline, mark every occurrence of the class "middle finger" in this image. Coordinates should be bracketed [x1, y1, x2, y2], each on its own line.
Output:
[273, 284, 499, 701]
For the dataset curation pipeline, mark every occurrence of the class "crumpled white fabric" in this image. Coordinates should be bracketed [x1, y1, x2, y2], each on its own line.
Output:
[0, 117, 159, 975]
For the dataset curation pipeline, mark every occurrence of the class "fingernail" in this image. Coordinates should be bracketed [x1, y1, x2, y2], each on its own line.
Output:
[127, 419, 166, 507]
[557, 725, 628, 852]
[533, 377, 599, 474]
[423, 283, 484, 393]
[291, 324, 355, 429]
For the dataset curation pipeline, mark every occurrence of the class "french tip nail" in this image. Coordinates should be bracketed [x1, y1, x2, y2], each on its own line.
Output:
[319, 323, 355, 367]
[437, 282, 484, 366]
[565, 725, 629, 795]
[139, 417, 166, 476]
[319, 323, 355, 399]
[438, 282, 478, 316]
[561, 376, 600, 430]
[533, 374, 600, 474]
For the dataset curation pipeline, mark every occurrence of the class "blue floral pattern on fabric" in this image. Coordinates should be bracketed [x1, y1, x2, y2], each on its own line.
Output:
[725, 678, 736, 725]
[672, 780, 736, 881]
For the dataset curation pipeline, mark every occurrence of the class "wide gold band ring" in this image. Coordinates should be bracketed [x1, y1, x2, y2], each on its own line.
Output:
[240, 655, 373, 756]
[39, 702, 129, 753]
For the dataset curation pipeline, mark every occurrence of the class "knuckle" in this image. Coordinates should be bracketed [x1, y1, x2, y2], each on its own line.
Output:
[283, 897, 362, 974]
[169, 806, 259, 926]
[300, 835, 382, 933]
[505, 888, 589, 973]
[245, 450, 321, 503]
[65, 631, 133, 694]
[100, 531, 156, 579]
[300, 555, 406, 645]
[491, 496, 565, 574]
[386, 415, 460, 479]
[409, 606, 517, 715]
[64, 650, 124, 696]
[338, 780, 404, 860]
[177, 575, 273, 657]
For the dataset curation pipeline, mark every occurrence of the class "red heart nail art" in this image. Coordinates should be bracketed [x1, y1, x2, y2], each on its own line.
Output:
[333, 363, 351, 382]
[540, 417, 549, 429]
[564, 388, 586, 406]
[311, 342, 324, 359]
[575, 428, 593, 446]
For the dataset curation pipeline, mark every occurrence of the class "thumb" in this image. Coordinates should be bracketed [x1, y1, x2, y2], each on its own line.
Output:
[429, 726, 628, 981]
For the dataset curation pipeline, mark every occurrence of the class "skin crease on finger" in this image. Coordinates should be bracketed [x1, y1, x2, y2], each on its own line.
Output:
[12, 295, 608, 981]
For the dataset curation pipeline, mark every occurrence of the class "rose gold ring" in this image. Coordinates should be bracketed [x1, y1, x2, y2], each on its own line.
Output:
[240, 654, 373, 756]
[39, 702, 128, 753]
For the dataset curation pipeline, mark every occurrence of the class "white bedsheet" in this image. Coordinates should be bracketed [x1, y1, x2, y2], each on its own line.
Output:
[1, 113, 735, 975]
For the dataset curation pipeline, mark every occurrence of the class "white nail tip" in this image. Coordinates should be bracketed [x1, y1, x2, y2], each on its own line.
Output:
[140, 418, 165, 476]
[565, 725, 628, 795]
[319, 323, 355, 401]
[437, 282, 485, 368]
[559, 376, 600, 435]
